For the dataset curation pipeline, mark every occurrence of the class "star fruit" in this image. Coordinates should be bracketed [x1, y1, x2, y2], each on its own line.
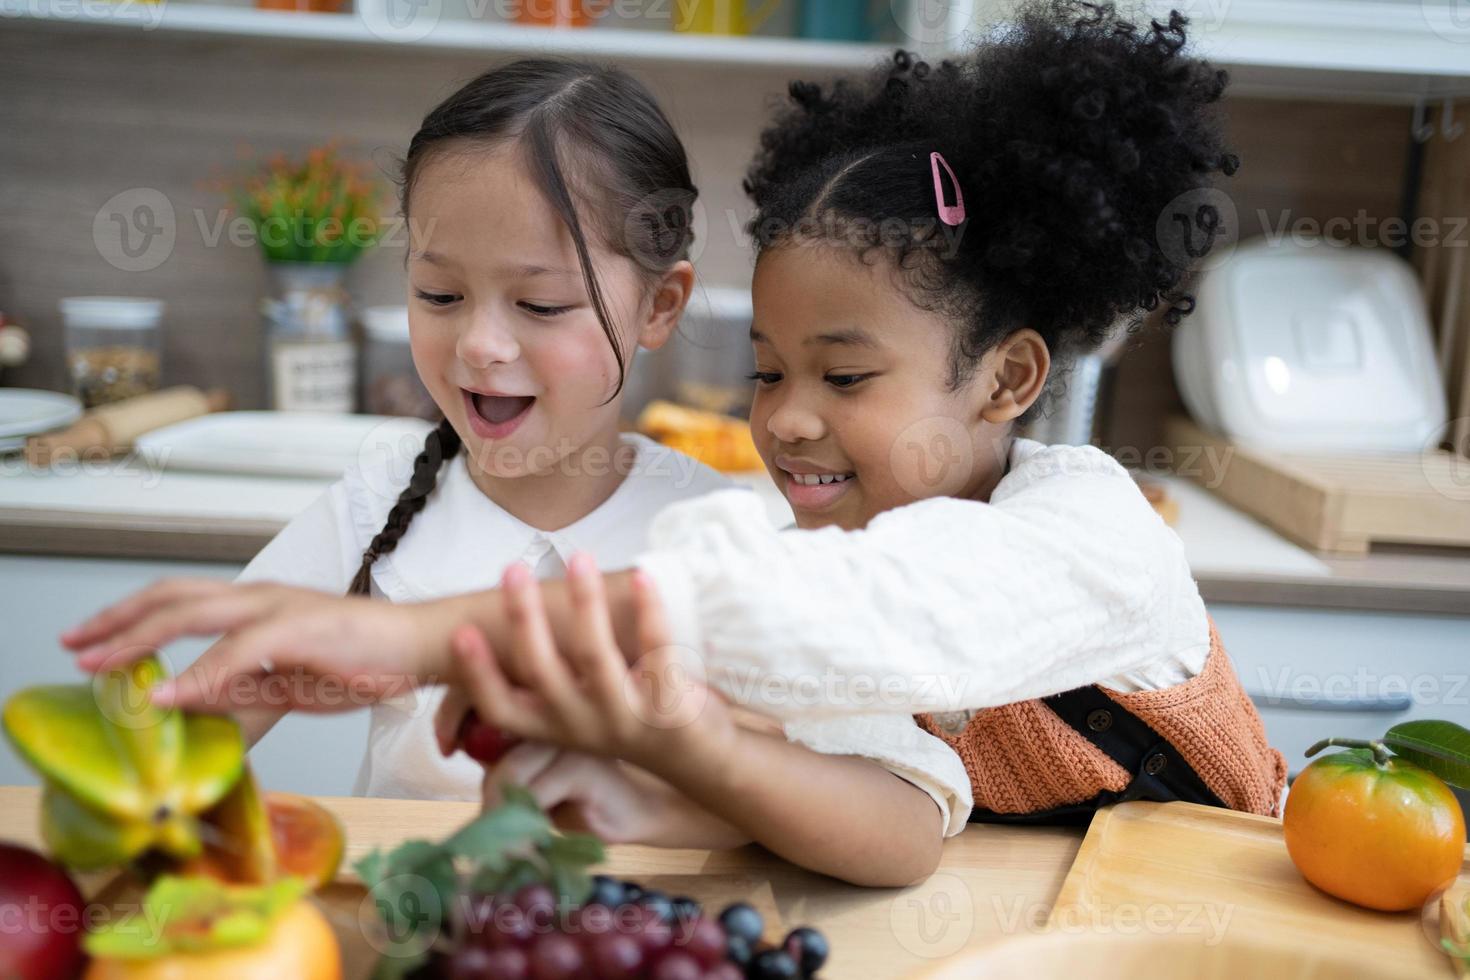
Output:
[2, 657, 245, 870]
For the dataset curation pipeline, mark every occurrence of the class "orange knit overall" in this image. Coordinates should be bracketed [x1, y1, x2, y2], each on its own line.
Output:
[915, 616, 1287, 822]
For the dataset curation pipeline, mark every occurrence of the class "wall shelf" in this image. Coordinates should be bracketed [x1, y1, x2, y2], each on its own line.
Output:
[5, 0, 1468, 98]
[0, 0, 895, 70]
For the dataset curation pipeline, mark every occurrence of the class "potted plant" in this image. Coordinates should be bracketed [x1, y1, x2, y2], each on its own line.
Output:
[228, 144, 384, 412]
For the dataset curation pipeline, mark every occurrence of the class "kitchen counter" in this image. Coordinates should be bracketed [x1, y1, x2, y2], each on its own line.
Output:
[1, 456, 1468, 615]
[0, 784, 1083, 978]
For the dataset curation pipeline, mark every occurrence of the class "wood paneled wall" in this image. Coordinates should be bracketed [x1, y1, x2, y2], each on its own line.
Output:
[0, 31, 1422, 445]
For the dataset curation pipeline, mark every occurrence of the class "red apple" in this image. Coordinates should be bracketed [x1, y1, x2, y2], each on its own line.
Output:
[0, 841, 87, 980]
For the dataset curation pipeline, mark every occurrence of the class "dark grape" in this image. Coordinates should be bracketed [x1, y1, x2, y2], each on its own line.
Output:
[782, 927, 830, 975]
[587, 931, 644, 980]
[621, 880, 646, 903]
[748, 949, 800, 980]
[670, 895, 701, 927]
[724, 934, 753, 968]
[648, 950, 702, 980]
[586, 874, 628, 909]
[528, 932, 584, 980]
[445, 944, 495, 980]
[717, 903, 763, 945]
[636, 889, 675, 923]
[676, 917, 726, 968]
[704, 964, 744, 980]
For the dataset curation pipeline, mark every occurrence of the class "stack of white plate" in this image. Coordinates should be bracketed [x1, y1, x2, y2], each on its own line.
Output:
[0, 389, 82, 453]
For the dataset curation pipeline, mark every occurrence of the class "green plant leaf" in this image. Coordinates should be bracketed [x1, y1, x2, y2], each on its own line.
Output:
[441, 799, 551, 861]
[1384, 720, 1470, 789]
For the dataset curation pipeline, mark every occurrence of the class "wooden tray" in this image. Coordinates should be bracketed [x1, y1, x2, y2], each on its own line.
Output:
[1050, 801, 1469, 979]
[1165, 415, 1470, 554]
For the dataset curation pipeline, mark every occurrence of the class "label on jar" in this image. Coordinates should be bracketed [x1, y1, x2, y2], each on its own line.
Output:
[271, 339, 356, 413]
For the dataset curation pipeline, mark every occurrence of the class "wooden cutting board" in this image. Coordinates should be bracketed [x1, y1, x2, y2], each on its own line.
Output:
[1050, 801, 1470, 979]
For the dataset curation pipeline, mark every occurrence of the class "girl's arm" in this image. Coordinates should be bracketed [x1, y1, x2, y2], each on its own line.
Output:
[64, 445, 1176, 721]
[448, 557, 942, 887]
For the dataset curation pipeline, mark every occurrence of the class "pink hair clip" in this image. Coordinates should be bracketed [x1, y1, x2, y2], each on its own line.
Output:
[930, 151, 965, 226]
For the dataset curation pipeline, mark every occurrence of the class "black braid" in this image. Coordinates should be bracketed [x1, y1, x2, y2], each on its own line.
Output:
[347, 417, 462, 597]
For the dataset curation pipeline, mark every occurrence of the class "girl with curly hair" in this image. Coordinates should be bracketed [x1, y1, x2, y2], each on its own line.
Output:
[67, 1, 1284, 886]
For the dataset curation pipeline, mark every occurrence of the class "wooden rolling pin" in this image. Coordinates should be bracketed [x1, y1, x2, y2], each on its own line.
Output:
[25, 386, 231, 466]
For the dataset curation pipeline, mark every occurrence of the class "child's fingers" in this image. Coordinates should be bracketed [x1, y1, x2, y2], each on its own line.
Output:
[148, 628, 272, 713]
[631, 571, 709, 730]
[62, 578, 233, 651]
[435, 686, 473, 757]
[450, 622, 552, 741]
[501, 565, 578, 718]
[632, 570, 676, 657]
[565, 554, 628, 708]
[79, 591, 279, 673]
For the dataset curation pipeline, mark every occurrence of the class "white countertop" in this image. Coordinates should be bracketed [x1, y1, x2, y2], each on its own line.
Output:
[3, 452, 1466, 614]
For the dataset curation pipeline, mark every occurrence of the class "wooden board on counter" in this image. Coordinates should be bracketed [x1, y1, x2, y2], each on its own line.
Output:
[1051, 801, 1470, 978]
[1165, 415, 1470, 555]
[0, 786, 1083, 980]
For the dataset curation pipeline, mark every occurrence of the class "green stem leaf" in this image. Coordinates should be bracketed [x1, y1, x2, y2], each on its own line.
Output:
[1384, 720, 1470, 789]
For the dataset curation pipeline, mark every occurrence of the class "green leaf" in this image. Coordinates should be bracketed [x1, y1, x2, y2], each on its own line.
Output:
[545, 832, 604, 869]
[385, 839, 451, 878]
[354, 850, 386, 889]
[502, 784, 540, 811]
[1384, 720, 1470, 789]
[441, 800, 551, 861]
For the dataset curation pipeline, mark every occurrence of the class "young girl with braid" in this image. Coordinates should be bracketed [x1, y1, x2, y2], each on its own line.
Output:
[217, 59, 734, 805]
[68, 2, 1286, 885]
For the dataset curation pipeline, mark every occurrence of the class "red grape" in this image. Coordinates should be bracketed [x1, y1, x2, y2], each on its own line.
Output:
[458, 710, 520, 765]
[481, 947, 530, 980]
[675, 917, 727, 968]
[648, 950, 702, 980]
[587, 931, 644, 980]
[634, 906, 674, 958]
[704, 964, 744, 980]
[488, 904, 534, 949]
[528, 932, 584, 980]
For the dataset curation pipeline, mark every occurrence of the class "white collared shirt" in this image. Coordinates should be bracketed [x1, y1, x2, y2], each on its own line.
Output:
[235, 432, 734, 801]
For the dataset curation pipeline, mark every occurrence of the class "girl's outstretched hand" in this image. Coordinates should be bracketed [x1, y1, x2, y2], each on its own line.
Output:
[60, 579, 448, 713]
[443, 554, 733, 781]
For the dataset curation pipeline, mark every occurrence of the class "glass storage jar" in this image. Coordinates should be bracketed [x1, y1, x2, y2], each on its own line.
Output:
[59, 296, 164, 408]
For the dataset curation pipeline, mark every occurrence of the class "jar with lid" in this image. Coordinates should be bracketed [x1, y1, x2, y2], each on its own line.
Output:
[359, 305, 437, 419]
[59, 296, 164, 408]
[262, 262, 357, 413]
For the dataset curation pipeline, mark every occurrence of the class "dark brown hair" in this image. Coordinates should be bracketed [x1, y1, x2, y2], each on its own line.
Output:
[348, 58, 698, 596]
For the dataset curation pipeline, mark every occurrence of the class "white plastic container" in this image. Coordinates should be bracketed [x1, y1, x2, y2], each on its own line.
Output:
[1173, 239, 1447, 453]
[359, 306, 437, 419]
[59, 296, 164, 408]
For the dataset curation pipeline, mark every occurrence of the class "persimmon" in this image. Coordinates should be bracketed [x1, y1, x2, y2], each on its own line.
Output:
[1284, 740, 1465, 912]
[82, 876, 340, 980]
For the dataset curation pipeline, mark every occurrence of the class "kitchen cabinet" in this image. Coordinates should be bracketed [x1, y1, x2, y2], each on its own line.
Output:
[0, 554, 370, 798]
